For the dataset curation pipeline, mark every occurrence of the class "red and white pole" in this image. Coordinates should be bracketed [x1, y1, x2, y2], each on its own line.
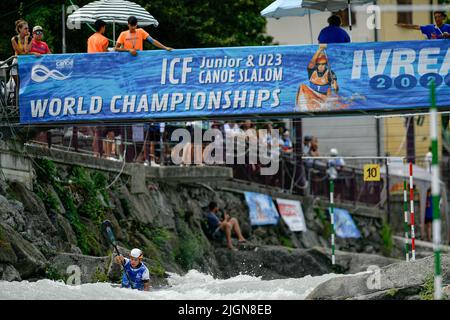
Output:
[409, 162, 416, 261]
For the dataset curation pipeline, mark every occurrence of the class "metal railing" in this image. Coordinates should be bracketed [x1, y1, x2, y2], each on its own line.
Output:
[0, 56, 19, 123]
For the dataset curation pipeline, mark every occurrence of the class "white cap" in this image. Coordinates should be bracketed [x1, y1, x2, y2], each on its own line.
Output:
[330, 148, 338, 156]
[33, 25, 43, 33]
[130, 248, 142, 258]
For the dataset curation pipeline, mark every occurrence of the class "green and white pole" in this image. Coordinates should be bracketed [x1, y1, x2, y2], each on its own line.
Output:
[430, 81, 442, 300]
[330, 179, 335, 266]
[409, 162, 416, 261]
[403, 163, 410, 261]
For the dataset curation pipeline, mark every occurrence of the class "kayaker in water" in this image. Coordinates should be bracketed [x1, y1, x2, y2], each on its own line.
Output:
[114, 248, 151, 291]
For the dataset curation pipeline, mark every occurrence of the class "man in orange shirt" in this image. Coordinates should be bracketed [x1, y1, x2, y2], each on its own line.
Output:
[87, 19, 109, 53]
[87, 19, 110, 158]
[115, 16, 172, 56]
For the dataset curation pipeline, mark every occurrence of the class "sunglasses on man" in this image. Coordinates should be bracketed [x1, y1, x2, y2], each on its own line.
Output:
[34, 31, 43, 35]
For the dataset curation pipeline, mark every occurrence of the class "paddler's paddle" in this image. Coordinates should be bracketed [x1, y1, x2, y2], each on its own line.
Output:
[102, 220, 134, 289]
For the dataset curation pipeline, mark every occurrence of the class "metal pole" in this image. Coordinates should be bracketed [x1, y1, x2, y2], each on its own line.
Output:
[385, 157, 391, 224]
[330, 179, 335, 267]
[430, 80, 442, 300]
[347, 0, 352, 32]
[62, 4, 66, 53]
[114, 21, 117, 46]
[376, 118, 381, 157]
[403, 159, 410, 261]
[308, 9, 313, 44]
[160, 122, 165, 165]
[409, 162, 416, 260]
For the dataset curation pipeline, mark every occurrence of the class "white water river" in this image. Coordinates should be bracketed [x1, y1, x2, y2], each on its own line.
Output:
[0, 270, 351, 300]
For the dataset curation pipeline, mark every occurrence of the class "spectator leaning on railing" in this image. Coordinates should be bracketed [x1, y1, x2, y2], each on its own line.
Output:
[115, 16, 173, 56]
[397, 11, 450, 39]
[30, 26, 52, 55]
[10, 20, 32, 90]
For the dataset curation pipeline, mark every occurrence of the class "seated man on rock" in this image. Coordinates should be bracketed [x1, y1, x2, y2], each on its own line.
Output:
[206, 201, 246, 251]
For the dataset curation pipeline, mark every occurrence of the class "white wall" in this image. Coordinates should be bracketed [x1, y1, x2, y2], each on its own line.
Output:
[302, 116, 383, 157]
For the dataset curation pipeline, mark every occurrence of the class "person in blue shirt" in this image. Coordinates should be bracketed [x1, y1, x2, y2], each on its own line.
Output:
[114, 248, 151, 291]
[398, 11, 450, 39]
[206, 201, 246, 250]
[424, 188, 433, 242]
[318, 15, 351, 44]
[281, 130, 293, 154]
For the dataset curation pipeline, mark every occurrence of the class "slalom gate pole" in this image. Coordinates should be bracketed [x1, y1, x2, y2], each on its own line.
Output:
[330, 179, 335, 267]
[403, 160, 410, 261]
[409, 162, 416, 261]
[430, 81, 442, 300]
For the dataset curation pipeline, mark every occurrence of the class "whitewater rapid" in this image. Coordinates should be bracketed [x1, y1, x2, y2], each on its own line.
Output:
[0, 270, 350, 300]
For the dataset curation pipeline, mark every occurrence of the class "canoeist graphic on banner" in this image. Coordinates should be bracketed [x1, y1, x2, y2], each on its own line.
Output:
[296, 44, 358, 112]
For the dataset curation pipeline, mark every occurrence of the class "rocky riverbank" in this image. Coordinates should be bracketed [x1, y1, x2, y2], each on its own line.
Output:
[306, 254, 450, 300]
[0, 157, 405, 292]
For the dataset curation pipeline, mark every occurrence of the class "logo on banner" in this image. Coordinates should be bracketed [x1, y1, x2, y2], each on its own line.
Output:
[31, 64, 72, 83]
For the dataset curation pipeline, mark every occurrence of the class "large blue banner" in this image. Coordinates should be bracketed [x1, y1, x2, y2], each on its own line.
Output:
[19, 40, 450, 124]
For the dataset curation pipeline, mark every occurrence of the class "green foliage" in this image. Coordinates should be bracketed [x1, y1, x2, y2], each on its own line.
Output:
[120, 197, 132, 217]
[279, 235, 295, 248]
[380, 220, 393, 256]
[45, 266, 68, 282]
[419, 274, 435, 300]
[149, 261, 166, 278]
[174, 220, 206, 270]
[34, 158, 58, 183]
[70, 166, 106, 223]
[149, 226, 172, 250]
[32, 160, 108, 255]
[34, 183, 59, 212]
[315, 207, 332, 239]
[144, 0, 274, 49]
[386, 288, 398, 297]
[91, 267, 109, 283]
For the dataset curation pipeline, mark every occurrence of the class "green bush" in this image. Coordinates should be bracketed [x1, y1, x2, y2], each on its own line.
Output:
[33, 161, 109, 255]
[279, 235, 295, 248]
[174, 220, 206, 270]
[149, 261, 166, 278]
[45, 266, 68, 282]
[315, 207, 332, 239]
[91, 267, 109, 283]
[120, 198, 132, 217]
[70, 166, 105, 223]
[419, 274, 435, 300]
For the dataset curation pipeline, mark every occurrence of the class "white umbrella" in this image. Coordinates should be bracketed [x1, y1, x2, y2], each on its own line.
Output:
[67, 0, 159, 44]
[261, 0, 320, 18]
[261, 0, 319, 43]
[261, 0, 374, 37]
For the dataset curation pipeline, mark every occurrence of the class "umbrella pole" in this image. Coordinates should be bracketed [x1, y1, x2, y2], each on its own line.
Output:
[308, 9, 313, 44]
[113, 21, 116, 46]
[347, 0, 352, 32]
[62, 3, 66, 53]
